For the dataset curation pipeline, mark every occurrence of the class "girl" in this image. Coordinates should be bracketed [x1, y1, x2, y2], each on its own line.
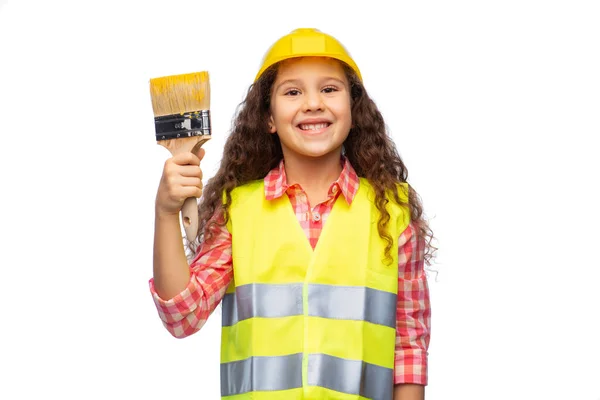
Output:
[150, 28, 434, 400]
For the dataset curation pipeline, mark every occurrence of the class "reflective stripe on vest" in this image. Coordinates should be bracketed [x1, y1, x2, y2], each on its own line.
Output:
[221, 353, 393, 400]
[222, 283, 397, 329]
[221, 353, 303, 395]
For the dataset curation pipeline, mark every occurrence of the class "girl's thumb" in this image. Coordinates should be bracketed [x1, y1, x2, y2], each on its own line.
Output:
[196, 147, 206, 161]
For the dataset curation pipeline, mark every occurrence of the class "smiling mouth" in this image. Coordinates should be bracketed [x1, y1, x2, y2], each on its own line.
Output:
[298, 122, 331, 131]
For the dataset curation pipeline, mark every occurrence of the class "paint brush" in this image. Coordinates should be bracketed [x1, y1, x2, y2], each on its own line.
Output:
[149, 71, 211, 242]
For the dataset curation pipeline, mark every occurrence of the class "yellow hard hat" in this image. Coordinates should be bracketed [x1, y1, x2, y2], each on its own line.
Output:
[254, 28, 362, 82]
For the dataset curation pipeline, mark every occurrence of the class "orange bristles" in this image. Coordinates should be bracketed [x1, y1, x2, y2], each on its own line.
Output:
[149, 71, 210, 117]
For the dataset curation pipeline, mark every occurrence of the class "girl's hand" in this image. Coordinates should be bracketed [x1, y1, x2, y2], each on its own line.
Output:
[155, 147, 205, 217]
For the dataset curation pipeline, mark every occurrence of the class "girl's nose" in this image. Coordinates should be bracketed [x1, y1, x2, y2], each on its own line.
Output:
[303, 90, 325, 112]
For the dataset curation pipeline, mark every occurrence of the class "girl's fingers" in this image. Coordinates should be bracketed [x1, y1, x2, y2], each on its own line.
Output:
[172, 152, 200, 166]
[179, 177, 203, 189]
[178, 165, 203, 179]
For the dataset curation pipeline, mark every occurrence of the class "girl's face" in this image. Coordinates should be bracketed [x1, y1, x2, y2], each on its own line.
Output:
[269, 57, 352, 161]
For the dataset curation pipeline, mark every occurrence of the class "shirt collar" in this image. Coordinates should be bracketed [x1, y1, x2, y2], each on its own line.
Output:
[263, 156, 359, 205]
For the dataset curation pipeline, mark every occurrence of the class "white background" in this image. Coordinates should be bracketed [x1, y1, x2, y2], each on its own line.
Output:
[1, 0, 599, 399]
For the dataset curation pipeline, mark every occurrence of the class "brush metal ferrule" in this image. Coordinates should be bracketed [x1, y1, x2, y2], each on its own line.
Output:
[154, 110, 211, 140]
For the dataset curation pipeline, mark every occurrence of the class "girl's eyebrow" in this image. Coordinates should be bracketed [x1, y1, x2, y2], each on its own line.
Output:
[324, 77, 348, 88]
[275, 76, 347, 92]
[324, 76, 346, 83]
[275, 79, 301, 92]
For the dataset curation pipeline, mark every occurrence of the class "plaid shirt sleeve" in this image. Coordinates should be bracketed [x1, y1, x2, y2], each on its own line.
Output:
[394, 221, 431, 385]
[148, 221, 233, 338]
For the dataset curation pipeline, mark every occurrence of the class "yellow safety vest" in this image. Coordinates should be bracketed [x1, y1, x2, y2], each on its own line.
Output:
[221, 178, 410, 400]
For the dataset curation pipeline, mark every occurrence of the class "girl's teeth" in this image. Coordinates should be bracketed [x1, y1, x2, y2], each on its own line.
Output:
[300, 123, 328, 130]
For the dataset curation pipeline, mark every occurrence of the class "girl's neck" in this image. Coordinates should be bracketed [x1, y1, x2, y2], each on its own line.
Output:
[282, 149, 343, 206]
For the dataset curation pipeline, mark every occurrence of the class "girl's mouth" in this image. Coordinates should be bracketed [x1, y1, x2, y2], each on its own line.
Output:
[297, 122, 331, 133]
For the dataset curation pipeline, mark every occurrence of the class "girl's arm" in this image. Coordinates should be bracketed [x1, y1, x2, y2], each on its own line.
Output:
[394, 384, 425, 400]
[394, 222, 431, 390]
[153, 149, 205, 299]
[149, 215, 233, 338]
[151, 148, 233, 337]
[153, 211, 193, 300]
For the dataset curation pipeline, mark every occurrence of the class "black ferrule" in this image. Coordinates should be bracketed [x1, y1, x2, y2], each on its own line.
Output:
[154, 110, 211, 140]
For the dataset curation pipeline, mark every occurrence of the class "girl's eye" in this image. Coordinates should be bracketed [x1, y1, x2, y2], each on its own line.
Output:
[284, 89, 301, 96]
[322, 86, 338, 93]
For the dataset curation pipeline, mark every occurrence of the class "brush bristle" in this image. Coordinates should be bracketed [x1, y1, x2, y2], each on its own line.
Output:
[149, 71, 210, 117]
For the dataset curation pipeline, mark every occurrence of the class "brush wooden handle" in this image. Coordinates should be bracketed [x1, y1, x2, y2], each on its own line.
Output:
[181, 197, 199, 241]
[158, 135, 211, 242]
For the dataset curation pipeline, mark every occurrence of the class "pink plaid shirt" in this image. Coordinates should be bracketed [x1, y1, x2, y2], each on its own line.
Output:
[149, 158, 431, 385]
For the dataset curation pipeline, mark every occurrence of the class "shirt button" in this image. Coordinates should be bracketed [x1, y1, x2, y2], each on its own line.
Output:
[332, 186, 338, 194]
[313, 212, 321, 222]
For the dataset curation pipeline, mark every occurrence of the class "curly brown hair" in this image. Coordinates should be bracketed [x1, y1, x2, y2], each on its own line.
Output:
[190, 61, 436, 266]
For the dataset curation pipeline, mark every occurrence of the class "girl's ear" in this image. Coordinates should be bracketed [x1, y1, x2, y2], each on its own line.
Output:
[268, 115, 277, 134]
